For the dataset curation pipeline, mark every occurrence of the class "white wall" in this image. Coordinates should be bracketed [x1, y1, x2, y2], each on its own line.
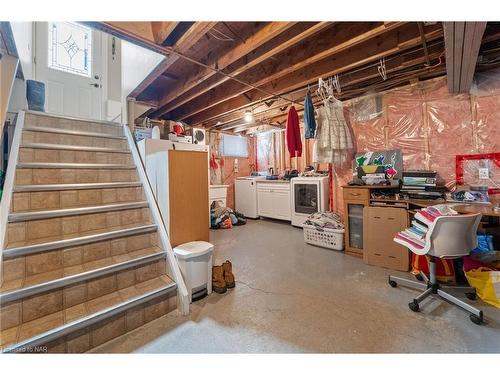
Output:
[121, 40, 164, 123]
[103, 34, 122, 122]
[10, 22, 34, 80]
[7, 22, 34, 114]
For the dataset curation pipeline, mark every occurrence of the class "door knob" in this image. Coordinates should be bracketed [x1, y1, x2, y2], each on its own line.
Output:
[94, 75, 100, 80]
[89, 83, 100, 88]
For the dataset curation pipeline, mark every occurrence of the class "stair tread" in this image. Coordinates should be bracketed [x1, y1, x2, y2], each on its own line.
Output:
[8, 201, 149, 222]
[20, 142, 130, 153]
[6, 222, 154, 250]
[0, 275, 174, 349]
[10, 194, 145, 215]
[14, 182, 143, 192]
[23, 126, 126, 139]
[0, 247, 164, 294]
[17, 162, 136, 169]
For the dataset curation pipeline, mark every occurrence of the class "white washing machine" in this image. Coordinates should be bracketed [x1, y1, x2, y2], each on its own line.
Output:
[235, 174, 266, 219]
[290, 176, 329, 227]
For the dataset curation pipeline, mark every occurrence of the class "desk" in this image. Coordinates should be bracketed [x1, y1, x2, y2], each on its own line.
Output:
[370, 197, 500, 218]
[342, 185, 500, 262]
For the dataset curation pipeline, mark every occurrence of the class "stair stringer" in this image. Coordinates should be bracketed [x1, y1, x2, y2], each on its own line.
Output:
[0, 110, 25, 286]
[123, 124, 190, 315]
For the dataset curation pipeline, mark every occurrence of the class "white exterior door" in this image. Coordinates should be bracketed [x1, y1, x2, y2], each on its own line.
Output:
[35, 22, 103, 120]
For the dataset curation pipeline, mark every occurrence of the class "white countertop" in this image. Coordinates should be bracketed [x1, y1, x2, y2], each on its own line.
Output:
[256, 179, 290, 184]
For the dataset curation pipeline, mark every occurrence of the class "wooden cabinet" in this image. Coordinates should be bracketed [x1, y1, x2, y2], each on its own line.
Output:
[257, 182, 291, 221]
[168, 150, 209, 247]
[343, 187, 370, 257]
[363, 206, 409, 271]
[138, 139, 209, 248]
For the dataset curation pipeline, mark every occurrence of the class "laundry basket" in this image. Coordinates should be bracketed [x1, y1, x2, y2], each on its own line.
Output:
[303, 224, 344, 251]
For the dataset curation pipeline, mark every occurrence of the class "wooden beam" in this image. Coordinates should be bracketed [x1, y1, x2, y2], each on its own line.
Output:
[125, 22, 217, 98]
[151, 22, 180, 45]
[461, 22, 487, 91]
[104, 22, 156, 43]
[226, 48, 444, 132]
[417, 22, 431, 65]
[88, 21, 309, 108]
[152, 22, 329, 117]
[214, 46, 444, 130]
[444, 22, 487, 93]
[179, 24, 443, 126]
[154, 22, 402, 119]
[170, 22, 414, 122]
[174, 22, 218, 51]
[453, 22, 465, 92]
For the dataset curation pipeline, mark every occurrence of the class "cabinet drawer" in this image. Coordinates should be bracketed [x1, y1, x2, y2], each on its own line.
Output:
[343, 188, 369, 201]
[363, 207, 409, 271]
[257, 183, 290, 192]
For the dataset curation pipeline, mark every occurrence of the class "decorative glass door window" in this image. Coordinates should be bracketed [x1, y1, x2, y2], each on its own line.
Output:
[48, 22, 92, 77]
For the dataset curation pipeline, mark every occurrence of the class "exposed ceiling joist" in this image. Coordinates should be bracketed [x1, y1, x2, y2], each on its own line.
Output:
[89, 21, 305, 110]
[243, 67, 448, 132]
[151, 22, 180, 45]
[171, 22, 413, 123]
[183, 24, 443, 126]
[151, 22, 331, 117]
[443, 21, 487, 93]
[227, 48, 444, 133]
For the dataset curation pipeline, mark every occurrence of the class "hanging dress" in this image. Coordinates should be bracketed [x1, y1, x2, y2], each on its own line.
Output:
[312, 98, 353, 165]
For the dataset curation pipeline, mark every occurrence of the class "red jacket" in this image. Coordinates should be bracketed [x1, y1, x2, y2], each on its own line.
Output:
[286, 106, 302, 157]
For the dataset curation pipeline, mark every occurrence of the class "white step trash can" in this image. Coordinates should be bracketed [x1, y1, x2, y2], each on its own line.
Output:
[173, 241, 214, 303]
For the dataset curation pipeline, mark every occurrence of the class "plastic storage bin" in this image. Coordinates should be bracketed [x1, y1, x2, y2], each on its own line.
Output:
[173, 241, 214, 302]
[303, 224, 344, 251]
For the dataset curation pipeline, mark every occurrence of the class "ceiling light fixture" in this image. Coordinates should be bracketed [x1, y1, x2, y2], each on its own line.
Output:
[244, 109, 253, 123]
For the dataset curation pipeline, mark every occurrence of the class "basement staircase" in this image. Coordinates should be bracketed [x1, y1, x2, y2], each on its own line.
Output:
[0, 111, 188, 353]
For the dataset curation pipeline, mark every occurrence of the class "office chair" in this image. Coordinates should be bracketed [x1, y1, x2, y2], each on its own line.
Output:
[389, 213, 484, 324]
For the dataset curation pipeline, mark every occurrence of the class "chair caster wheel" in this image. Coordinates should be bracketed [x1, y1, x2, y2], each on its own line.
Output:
[388, 280, 397, 288]
[465, 292, 477, 301]
[408, 301, 420, 312]
[415, 274, 424, 282]
[470, 314, 483, 325]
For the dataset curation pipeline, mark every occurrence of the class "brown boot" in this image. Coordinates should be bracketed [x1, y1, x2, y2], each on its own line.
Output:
[212, 265, 227, 294]
[222, 260, 235, 288]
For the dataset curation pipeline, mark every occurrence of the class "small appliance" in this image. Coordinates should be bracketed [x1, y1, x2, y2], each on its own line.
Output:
[186, 127, 206, 145]
[167, 133, 193, 143]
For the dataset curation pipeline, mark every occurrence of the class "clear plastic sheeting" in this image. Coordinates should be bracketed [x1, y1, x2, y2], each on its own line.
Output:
[385, 91, 426, 171]
[344, 76, 500, 190]
[256, 73, 500, 216]
[470, 69, 500, 97]
[426, 95, 475, 187]
[349, 116, 385, 154]
[458, 155, 500, 191]
[256, 131, 273, 171]
[350, 93, 383, 123]
[475, 96, 500, 154]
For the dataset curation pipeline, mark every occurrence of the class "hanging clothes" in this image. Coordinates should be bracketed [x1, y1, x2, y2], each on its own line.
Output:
[286, 105, 302, 157]
[303, 91, 317, 139]
[312, 98, 353, 165]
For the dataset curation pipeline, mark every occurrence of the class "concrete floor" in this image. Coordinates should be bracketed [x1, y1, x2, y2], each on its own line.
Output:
[92, 219, 500, 353]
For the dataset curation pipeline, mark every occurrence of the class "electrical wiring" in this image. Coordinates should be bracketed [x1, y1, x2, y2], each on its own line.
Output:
[208, 28, 235, 42]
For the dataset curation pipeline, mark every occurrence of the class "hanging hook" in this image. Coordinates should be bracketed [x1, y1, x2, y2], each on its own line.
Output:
[378, 57, 387, 81]
[332, 74, 341, 95]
